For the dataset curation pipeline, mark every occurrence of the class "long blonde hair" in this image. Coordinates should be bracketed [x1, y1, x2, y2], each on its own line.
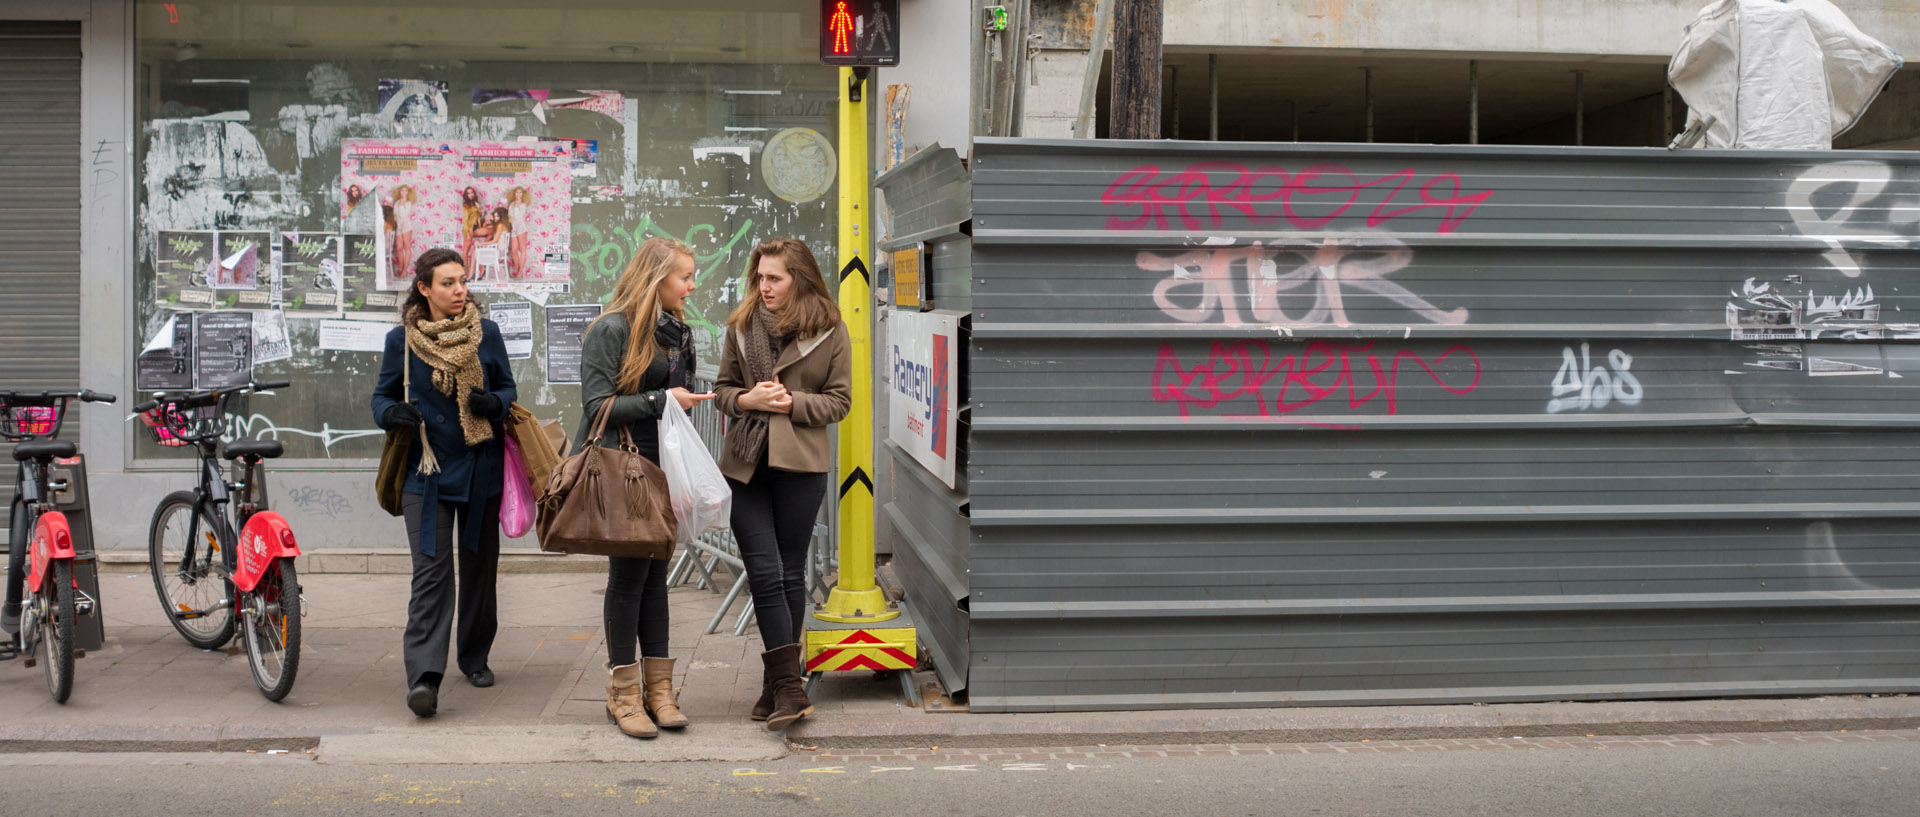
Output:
[596, 236, 694, 394]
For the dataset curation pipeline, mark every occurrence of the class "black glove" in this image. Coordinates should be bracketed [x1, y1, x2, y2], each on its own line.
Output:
[467, 387, 504, 419]
[384, 402, 423, 429]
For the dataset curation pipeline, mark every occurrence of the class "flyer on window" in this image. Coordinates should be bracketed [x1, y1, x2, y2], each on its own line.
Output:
[277, 232, 345, 318]
[543, 304, 603, 384]
[154, 230, 219, 311]
[340, 138, 574, 297]
[193, 311, 255, 390]
[135, 315, 195, 391]
[489, 300, 534, 360]
[209, 230, 276, 311]
[341, 233, 400, 321]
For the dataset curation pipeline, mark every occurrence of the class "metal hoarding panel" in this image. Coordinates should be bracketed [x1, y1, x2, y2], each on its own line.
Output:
[963, 137, 1920, 712]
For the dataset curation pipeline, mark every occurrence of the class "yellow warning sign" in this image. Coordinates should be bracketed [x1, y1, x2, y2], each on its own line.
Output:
[805, 627, 917, 672]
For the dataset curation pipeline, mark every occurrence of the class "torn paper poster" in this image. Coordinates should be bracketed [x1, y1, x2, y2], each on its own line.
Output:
[316, 318, 393, 353]
[136, 316, 194, 391]
[251, 309, 293, 364]
[277, 232, 344, 318]
[209, 231, 275, 311]
[543, 304, 603, 384]
[473, 88, 623, 124]
[193, 311, 255, 390]
[489, 300, 534, 360]
[1809, 357, 1885, 376]
[341, 139, 574, 296]
[376, 78, 449, 136]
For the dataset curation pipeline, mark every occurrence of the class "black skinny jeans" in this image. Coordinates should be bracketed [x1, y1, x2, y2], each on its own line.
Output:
[729, 461, 828, 650]
[603, 556, 670, 666]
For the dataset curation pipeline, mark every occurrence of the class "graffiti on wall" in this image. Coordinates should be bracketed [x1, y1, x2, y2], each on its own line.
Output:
[1150, 339, 1481, 424]
[1544, 344, 1644, 415]
[1101, 162, 1492, 234]
[1140, 237, 1468, 329]
[1785, 160, 1920, 279]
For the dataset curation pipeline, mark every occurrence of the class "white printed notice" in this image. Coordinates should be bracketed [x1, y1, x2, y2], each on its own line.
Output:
[317, 318, 393, 353]
[251, 310, 294, 363]
[490, 300, 534, 360]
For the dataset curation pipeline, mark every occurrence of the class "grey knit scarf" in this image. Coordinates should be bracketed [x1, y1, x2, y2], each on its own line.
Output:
[729, 303, 786, 467]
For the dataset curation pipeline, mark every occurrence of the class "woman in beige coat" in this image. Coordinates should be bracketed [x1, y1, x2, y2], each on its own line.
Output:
[713, 237, 851, 732]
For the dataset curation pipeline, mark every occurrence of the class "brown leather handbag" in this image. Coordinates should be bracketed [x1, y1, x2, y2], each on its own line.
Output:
[375, 346, 415, 517]
[535, 396, 677, 559]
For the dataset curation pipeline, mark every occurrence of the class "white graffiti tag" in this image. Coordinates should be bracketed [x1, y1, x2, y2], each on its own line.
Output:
[1785, 160, 1920, 278]
[1546, 343, 1644, 414]
[224, 412, 384, 457]
[1140, 236, 1468, 328]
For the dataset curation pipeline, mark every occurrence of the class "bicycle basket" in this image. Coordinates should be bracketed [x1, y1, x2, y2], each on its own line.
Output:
[138, 406, 193, 447]
[10, 406, 57, 436]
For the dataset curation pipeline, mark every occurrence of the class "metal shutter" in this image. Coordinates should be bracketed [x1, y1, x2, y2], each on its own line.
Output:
[0, 21, 83, 526]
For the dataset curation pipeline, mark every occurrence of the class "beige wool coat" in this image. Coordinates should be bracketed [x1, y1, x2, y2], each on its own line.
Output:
[712, 320, 852, 483]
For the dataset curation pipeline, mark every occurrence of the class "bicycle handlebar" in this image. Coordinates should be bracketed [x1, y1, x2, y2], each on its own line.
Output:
[0, 389, 117, 405]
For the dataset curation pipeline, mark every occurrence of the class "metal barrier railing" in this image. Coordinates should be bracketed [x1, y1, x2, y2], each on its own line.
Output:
[667, 368, 836, 636]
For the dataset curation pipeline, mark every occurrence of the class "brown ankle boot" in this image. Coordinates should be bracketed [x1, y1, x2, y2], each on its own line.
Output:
[749, 650, 780, 721]
[641, 657, 688, 729]
[606, 663, 657, 739]
[761, 643, 814, 732]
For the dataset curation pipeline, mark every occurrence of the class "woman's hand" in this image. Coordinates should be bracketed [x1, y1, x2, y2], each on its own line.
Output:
[669, 387, 715, 411]
[467, 387, 504, 419]
[384, 402, 423, 429]
[738, 380, 792, 414]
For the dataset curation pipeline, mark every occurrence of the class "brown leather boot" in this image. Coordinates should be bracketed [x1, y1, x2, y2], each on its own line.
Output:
[749, 649, 780, 721]
[761, 643, 814, 731]
[641, 657, 689, 729]
[606, 663, 657, 738]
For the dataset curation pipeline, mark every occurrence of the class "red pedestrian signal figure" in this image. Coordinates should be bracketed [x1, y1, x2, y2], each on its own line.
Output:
[830, 1, 854, 55]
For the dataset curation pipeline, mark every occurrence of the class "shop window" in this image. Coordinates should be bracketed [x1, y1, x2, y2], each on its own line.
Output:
[134, 0, 839, 460]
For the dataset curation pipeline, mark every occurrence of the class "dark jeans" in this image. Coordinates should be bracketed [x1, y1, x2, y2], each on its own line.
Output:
[401, 493, 501, 688]
[728, 462, 828, 650]
[604, 556, 670, 666]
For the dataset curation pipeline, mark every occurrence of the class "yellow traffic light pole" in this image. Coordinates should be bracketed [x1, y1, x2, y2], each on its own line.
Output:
[806, 65, 919, 704]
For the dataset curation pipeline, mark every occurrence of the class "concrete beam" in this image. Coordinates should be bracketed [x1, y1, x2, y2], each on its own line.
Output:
[1163, 0, 1920, 62]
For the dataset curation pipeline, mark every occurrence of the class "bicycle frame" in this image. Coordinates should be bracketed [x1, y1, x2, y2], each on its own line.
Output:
[169, 395, 298, 605]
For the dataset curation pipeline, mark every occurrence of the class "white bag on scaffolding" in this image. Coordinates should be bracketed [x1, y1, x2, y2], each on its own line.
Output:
[658, 398, 731, 545]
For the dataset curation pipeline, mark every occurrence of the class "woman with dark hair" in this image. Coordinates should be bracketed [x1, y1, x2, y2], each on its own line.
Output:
[713, 237, 851, 731]
[575, 236, 712, 739]
[370, 247, 517, 718]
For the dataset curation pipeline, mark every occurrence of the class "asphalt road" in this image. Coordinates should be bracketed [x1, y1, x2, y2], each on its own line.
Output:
[2, 733, 1916, 816]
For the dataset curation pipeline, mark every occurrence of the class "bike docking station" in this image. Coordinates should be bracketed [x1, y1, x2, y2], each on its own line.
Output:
[806, 17, 921, 704]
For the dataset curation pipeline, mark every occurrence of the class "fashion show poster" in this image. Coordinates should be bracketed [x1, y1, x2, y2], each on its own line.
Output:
[340, 139, 574, 296]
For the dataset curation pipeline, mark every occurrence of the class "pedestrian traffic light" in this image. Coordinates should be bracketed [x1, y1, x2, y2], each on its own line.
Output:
[820, 0, 899, 67]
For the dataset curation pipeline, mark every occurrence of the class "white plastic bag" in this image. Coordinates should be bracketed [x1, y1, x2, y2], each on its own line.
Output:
[658, 397, 731, 544]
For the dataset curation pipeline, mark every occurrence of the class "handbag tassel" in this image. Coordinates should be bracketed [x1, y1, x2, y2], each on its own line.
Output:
[415, 419, 442, 475]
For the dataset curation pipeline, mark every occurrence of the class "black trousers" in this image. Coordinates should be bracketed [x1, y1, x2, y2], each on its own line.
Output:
[603, 556, 670, 666]
[401, 493, 501, 688]
[728, 462, 828, 650]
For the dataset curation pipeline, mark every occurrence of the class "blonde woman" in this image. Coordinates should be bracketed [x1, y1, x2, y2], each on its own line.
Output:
[714, 237, 851, 731]
[576, 236, 713, 739]
[391, 185, 419, 275]
[506, 186, 532, 278]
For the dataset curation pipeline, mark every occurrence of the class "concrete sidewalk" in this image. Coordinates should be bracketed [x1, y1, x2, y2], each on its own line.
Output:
[1, 568, 1916, 761]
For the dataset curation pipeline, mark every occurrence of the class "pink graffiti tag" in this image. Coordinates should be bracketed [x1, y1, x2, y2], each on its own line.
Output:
[1150, 339, 1482, 420]
[1141, 237, 1468, 328]
[1101, 162, 1493, 234]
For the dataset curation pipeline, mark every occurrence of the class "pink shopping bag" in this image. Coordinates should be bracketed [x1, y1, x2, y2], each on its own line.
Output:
[500, 434, 534, 538]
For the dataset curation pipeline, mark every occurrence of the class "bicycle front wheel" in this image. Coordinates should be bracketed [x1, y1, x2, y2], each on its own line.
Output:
[41, 560, 75, 703]
[148, 491, 235, 649]
[242, 558, 301, 702]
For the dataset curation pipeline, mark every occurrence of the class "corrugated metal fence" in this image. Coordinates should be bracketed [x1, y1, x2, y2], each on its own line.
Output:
[954, 138, 1920, 712]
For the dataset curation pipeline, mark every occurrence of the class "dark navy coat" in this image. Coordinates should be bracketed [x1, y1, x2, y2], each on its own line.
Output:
[370, 319, 517, 555]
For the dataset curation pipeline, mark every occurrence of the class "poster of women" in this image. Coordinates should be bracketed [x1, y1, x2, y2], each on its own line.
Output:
[339, 139, 574, 295]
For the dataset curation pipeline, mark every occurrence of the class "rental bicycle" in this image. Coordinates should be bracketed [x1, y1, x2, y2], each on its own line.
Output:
[1, 388, 116, 703]
[136, 379, 305, 701]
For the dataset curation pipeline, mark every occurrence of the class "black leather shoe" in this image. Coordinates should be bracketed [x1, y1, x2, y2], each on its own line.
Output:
[466, 668, 494, 688]
[406, 683, 437, 717]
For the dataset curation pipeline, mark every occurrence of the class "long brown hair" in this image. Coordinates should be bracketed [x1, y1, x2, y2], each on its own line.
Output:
[596, 236, 694, 394]
[402, 247, 464, 320]
[726, 237, 840, 338]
